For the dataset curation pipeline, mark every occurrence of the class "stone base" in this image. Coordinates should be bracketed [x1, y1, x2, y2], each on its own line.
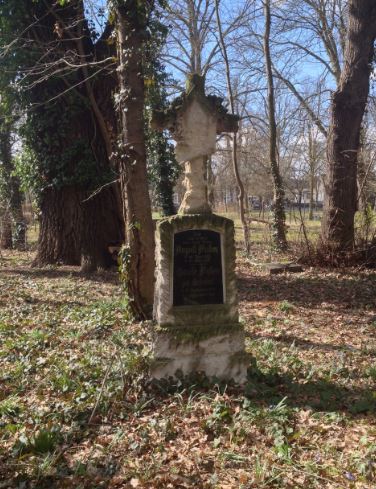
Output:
[151, 328, 249, 385]
[152, 213, 248, 385]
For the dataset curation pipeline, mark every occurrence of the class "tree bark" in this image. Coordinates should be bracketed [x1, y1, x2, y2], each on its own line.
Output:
[321, 0, 376, 250]
[308, 126, 315, 221]
[34, 186, 82, 266]
[81, 183, 124, 272]
[10, 175, 26, 250]
[116, 1, 155, 317]
[0, 124, 13, 250]
[36, 181, 124, 271]
[0, 210, 12, 249]
[263, 0, 288, 251]
[0, 121, 26, 250]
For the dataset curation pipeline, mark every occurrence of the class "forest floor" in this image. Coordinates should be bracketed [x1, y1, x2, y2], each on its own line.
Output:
[0, 246, 376, 489]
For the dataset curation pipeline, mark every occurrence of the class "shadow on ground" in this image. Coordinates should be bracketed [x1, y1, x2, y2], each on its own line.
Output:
[238, 271, 376, 310]
[0, 266, 119, 284]
[244, 361, 376, 415]
[149, 365, 375, 416]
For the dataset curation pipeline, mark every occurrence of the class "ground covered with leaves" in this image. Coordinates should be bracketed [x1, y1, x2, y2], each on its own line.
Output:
[0, 249, 375, 488]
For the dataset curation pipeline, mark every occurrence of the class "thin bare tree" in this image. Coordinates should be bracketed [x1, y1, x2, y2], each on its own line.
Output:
[214, 0, 251, 254]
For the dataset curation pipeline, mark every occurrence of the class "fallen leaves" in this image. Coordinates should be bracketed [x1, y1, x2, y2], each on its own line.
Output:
[1, 250, 376, 488]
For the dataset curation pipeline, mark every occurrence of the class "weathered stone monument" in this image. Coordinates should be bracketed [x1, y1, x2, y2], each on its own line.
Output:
[151, 74, 249, 384]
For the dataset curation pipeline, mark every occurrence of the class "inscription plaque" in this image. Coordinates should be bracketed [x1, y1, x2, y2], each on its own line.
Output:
[173, 229, 224, 306]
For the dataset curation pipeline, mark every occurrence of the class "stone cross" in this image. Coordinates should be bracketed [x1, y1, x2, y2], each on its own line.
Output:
[152, 74, 239, 214]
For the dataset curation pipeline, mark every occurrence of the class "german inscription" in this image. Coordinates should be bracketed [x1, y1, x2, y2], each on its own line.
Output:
[173, 229, 224, 306]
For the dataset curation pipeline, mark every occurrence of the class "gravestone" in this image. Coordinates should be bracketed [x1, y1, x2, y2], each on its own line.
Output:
[151, 74, 249, 384]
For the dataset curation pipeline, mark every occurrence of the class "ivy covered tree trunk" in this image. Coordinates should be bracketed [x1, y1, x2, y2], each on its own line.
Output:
[263, 0, 287, 250]
[321, 0, 376, 250]
[116, 1, 155, 317]
[36, 182, 124, 271]
[79, 74, 124, 272]
[31, 98, 123, 271]
[144, 21, 179, 217]
[147, 132, 178, 216]
[28, 73, 123, 270]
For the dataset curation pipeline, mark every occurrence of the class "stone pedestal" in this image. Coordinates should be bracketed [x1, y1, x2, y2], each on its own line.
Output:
[179, 156, 211, 214]
[151, 214, 249, 384]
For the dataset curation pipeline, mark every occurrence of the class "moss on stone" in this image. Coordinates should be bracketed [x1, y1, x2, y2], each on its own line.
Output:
[155, 322, 243, 344]
[158, 212, 234, 228]
[229, 350, 253, 368]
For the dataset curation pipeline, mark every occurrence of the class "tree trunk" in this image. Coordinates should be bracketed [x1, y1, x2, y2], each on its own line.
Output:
[33, 76, 123, 270]
[81, 183, 124, 272]
[263, 0, 288, 251]
[0, 125, 13, 250]
[36, 182, 124, 271]
[10, 175, 26, 250]
[0, 121, 26, 250]
[308, 126, 315, 221]
[308, 172, 315, 221]
[116, 1, 155, 317]
[321, 0, 376, 250]
[0, 210, 12, 249]
[34, 186, 82, 266]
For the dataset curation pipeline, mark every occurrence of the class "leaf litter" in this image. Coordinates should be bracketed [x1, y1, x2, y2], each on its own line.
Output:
[0, 249, 375, 488]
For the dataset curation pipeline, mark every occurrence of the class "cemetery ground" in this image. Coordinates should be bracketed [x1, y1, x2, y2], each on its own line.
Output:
[1, 220, 376, 489]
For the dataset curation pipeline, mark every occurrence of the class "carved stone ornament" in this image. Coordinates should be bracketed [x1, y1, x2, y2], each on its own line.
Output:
[151, 74, 239, 214]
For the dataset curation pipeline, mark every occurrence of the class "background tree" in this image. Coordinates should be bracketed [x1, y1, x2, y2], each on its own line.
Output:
[0, 120, 13, 249]
[321, 0, 376, 250]
[0, 100, 26, 250]
[263, 0, 287, 250]
[0, 0, 124, 269]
